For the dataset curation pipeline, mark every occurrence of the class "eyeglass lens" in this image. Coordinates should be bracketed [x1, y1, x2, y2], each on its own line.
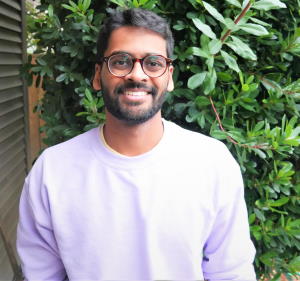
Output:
[108, 54, 168, 77]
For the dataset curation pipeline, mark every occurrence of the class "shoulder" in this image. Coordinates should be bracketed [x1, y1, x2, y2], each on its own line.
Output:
[164, 119, 235, 162]
[163, 120, 244, 205]
[28, 127, 99, 178]
[45, 127, 98, 157]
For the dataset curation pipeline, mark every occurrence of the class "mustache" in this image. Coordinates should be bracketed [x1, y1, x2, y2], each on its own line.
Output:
[114, 82, 158, 96]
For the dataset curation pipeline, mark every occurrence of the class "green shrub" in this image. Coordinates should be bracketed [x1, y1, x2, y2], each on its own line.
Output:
[26, 0, 300, 279]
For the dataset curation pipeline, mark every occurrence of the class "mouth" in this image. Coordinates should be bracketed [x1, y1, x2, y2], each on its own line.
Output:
[116, 82, 156, 97]
[124, 90, 149, 97]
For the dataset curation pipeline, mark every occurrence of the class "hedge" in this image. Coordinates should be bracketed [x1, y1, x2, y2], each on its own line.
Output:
[25, 0, 300, 279]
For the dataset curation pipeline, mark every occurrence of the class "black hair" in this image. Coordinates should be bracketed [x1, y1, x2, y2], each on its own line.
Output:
[96, 8, 174, 61]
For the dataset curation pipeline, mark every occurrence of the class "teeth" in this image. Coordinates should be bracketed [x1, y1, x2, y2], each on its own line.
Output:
[124, 91, 148, 96]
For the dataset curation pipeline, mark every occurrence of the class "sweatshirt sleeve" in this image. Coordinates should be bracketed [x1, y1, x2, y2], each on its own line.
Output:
[17, 154, 67, 280]
[202, 148, 257, 281]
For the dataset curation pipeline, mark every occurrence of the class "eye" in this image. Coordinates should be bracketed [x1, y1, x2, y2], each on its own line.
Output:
[144, 56, 165, 71]
[114, 60, 127, 65]
[109, 55, 131, 69]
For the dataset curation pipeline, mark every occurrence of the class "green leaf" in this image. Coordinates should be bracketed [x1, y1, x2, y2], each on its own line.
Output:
[206, 56, 214, 70]
[250, 17, 272, 27]
[224, 18, 238, 31]
[210, 129, 228, 140]
[56, 73, 67, 83]
[188, 72, 207, 90]
[208, 39, 222, 55]
[259, 251, 277, 266]
[31, 66, 42, 72]
[252, 0, 287, 10]
[249, 213, 256, 224]
[61, 4, 77, 12]
[85, 88, 93, 102]
[254, 208, 266, 221]
[289, 256, 300, 271]
[225, 0, 241, 8]
[290, 126, 300, 138]
[37, 57, 47, 66]
[133, 0, 139, 7]
[186, 47, 209, 58]
[109, 0, 127, 7]
[254, 121, 265, 132]
[261, 78, 282, 93]
[192, 18, 216, 39]
[195, 96, 211, 107]
[61, 46, 72, 53]
[142, 0, 156, 9]
[253, 148, 266, 159]
[82, 0, 91, 11]
[250, 225, 262, 240]
[269, 197, 289, 207]
[202, 1, 225, 24]
[239, 23, 269, 36]
[217, 72, 233, 82]
[242, 84, 249, 91]
[226, 36, 257, 60]
[203, 69, 217, 95]
[220, 50, 240, 72]
[173, 24, 185, 31]
[48, 4, 54, 17]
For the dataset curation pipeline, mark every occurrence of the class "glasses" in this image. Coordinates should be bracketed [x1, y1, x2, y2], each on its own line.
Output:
[102, 53, 172, 78]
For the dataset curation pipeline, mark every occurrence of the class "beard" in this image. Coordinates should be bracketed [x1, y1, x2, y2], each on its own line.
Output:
[101, 80, 167, 125]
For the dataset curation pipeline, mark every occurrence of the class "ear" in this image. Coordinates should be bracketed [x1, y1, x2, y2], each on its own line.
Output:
[92, 64, 102, 91]
[167, 65, 174, 92]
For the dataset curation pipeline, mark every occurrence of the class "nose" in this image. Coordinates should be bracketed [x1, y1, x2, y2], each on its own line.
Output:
[124, 60, 148, 82]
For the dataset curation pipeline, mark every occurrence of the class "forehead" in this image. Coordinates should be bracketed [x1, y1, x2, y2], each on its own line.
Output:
[104, 26, 168, 57]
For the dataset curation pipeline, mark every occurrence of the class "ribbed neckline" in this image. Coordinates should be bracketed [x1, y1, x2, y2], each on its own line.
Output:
[90, 119, 171, 170]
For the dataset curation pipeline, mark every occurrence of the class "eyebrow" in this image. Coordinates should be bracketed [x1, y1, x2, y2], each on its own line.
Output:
[108, 51, 163, 57]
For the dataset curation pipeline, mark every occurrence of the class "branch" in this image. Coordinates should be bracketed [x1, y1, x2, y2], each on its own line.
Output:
[258, 75, 298, 95]
[221, 1, 252, 42]
[209, 96, 271, 149]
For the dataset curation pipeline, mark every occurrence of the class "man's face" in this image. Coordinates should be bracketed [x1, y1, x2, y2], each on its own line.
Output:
[93, 26, 174, 125]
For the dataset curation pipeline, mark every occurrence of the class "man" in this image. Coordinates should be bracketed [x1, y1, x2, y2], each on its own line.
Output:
[17, 8, 256, 280]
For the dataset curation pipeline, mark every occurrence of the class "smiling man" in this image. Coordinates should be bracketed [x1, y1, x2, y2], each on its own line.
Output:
[17, 8, 256, 281]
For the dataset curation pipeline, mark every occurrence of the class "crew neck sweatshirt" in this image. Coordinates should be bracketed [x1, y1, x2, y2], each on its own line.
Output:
[17, 119, 256, 280]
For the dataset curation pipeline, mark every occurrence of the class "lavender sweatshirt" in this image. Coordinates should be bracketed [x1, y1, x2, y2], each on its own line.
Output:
[17, 120, 256, 280]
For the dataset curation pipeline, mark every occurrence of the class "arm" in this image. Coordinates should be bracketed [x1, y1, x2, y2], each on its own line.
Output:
[202, 157, 257, 281]
[17, 156, 67, 280]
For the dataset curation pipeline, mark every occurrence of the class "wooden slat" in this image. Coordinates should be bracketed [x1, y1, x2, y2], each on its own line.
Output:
[0, 130, 24, 156]
[0, 119, 23, 143]
[3, 206, 21, 247]
[0, 3, 21, 22]
[0, 0, 28, 277]
[0, 149, 26, 184]
[0, 39, 21, 53]
[0, 27, 21, 43]
[0, 0, 21, 11]
[0, 160, 26, 195]
[0, 97, 24, 117]
[0, 166, 24, 204]
[0, 76, 23, 91]
[0, 107, 24, 130]
[0, 53, 22, 65]
[0, 65, 20, 78]
[0, 16, 21, 32]
[0, 177, 24, 223]
[0, 250, 14, 280]
[0, 140, 25, 170]
[0, 87, 23, 103]
[1, 177, 23, 221]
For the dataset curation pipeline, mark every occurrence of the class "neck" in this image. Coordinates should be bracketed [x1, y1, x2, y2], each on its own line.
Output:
[103, 111, 164, 156]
